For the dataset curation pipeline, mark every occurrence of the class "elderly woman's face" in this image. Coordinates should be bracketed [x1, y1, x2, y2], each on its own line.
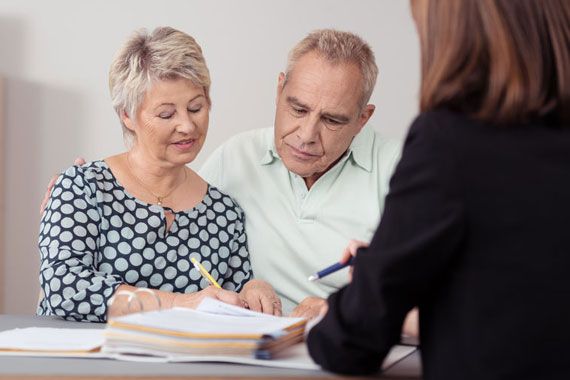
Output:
[125, 78, 209, 166]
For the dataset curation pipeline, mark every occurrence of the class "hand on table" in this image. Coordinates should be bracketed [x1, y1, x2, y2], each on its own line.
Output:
[239, 279, 282, 316]
[291, 296, 328, 320]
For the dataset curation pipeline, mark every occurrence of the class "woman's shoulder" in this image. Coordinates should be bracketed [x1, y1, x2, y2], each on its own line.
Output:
[407, 109, 488, 149]
[411, 109, 476, 131]
[204, 185, 245, 219]
[55, 160, 113, 189]
[59, 160, 111, 180]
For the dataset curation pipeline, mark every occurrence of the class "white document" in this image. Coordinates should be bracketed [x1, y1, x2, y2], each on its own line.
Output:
[0, 327, 103, 352]
[196, 297, 279, 318]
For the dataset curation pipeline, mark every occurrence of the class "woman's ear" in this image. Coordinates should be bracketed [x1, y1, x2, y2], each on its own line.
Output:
[121, 110, 135, 132]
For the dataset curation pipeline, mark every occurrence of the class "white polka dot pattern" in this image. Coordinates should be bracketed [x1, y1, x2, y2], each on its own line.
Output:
[38, 161, 252, 322]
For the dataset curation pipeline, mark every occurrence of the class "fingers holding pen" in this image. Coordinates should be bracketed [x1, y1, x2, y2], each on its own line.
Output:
[340, 240, 369, 282]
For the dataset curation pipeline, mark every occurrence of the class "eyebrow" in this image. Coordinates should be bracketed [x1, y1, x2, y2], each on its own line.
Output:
[287, 96, 350, 123]
[321, 112, 350, 124]
[153, 94, 206, 110]
[286, 96, 310, 110]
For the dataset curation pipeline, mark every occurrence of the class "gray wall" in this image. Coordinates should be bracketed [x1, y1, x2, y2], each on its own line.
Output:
[0, 0, 420, 313]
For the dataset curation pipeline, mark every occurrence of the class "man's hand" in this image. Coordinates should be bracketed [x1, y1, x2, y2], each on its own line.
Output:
[40, 157, 86, 215]
[239, 279, 282, 316]
[290, 296, 327, 320]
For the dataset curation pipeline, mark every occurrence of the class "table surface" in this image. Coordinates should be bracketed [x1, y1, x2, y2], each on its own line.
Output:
[0, 314, 422, 379]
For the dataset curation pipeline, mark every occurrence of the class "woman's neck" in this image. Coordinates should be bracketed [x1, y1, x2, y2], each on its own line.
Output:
[125, 149, 187, 199]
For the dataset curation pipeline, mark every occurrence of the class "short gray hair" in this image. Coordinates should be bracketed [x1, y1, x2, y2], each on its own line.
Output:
[109, 26, 211, 139]
[285, 29, 378, 108]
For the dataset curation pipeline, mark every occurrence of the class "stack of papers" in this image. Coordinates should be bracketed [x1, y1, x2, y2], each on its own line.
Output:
[102, 298, 307, 359]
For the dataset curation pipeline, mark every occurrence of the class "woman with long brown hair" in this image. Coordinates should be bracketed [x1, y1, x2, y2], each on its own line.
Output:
[307, 1, 570, 378]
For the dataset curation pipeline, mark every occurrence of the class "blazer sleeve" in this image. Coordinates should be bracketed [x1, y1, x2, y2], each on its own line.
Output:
[307, 112, 466, 375]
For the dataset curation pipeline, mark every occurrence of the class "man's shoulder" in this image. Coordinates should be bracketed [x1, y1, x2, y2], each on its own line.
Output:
[217, 127, 273, 154]
[355, 127, 403, 169]
[199, 128, 273, 186]
[367, 129, 403, 152]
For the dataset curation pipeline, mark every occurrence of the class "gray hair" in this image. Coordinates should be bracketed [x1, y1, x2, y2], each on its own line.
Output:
[285, 29, 378, 108]
[109, 26, 211, 139]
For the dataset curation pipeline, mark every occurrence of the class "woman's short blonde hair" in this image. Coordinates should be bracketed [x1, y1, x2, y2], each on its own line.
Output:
[285, 29, 378, 109]
[109, 26, 211, 138]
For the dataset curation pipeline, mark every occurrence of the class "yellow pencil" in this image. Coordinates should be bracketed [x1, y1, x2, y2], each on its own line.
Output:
[191, 257, 222, 289]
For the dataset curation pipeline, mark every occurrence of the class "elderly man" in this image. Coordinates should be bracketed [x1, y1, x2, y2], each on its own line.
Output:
[198, 29, 402, 318]
[41, 29, 407, 323]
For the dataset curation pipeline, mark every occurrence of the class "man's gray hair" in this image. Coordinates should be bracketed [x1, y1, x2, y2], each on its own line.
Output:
[109, 26, 211, 140]
[285, 29, 378, 108]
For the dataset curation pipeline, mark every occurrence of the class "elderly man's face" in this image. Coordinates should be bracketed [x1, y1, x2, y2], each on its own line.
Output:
[274, 52, 375, 188]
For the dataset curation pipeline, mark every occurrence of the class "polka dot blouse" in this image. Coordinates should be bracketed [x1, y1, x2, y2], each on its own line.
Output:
[38, 160, 252, 322]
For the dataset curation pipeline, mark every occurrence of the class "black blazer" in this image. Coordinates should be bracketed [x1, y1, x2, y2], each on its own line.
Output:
[307, 109, 570, 380]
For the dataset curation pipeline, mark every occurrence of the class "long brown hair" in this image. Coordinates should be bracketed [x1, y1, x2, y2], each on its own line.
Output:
[412, 0, 570, 125]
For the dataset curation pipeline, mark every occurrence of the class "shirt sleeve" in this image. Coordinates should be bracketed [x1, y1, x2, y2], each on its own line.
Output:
[38, 166, 123, 322]
[222, 205, 252, 292]
[307, 113, 466, 375]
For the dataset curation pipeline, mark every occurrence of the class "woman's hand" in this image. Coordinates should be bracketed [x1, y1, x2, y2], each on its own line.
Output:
[340, 239, 369, 282]
[239, 279, 282, 316]
[403, 308, 420, 338]
[172, 286, 246, 309]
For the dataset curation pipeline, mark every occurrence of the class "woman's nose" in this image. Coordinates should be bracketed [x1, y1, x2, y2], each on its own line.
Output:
[176, 112, 196, 133]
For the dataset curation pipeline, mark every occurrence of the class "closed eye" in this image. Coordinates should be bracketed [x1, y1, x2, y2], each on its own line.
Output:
[158, 111, 175, 119]
[323, 117, 341, 125]
[291, 106, 307, 116]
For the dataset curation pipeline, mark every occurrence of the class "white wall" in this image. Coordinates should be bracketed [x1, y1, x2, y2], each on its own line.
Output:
[0, 0, 420, 313]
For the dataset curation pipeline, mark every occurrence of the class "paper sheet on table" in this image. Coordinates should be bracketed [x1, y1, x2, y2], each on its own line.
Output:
[196, 296, 279, 318]
[0, 327, 103, 352]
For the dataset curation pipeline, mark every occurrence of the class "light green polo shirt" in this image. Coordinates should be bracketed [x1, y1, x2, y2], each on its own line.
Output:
[199, 127, 402, 314]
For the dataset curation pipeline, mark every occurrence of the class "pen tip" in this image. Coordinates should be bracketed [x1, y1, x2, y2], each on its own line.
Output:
[308, 275, 318, 282]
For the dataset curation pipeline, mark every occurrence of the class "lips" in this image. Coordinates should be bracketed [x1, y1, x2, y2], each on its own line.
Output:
[287, 144, 320, 160]
[172, 139, 196, 151]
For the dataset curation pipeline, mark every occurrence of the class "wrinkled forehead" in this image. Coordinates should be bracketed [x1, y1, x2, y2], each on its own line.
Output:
[284, 54, 364, 115]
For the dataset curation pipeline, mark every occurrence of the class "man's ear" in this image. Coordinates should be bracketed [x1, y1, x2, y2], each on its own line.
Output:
[121, 110, 135, 132]
[276, 72, 286, 105]
[357, 104, 376, 131]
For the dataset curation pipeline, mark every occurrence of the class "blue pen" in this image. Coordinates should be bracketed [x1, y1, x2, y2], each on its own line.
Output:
[308, 256, 356, 281]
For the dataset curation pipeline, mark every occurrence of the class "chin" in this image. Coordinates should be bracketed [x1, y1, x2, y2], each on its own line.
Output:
[171, 152, 199, 166]
[281, 158, 313, 178]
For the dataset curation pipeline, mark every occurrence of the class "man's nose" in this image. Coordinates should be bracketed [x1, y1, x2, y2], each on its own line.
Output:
[296, 115, 319, 143]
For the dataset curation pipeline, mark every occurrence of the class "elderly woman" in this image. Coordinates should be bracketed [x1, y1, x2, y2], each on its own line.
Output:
[38, 27, 279, 322]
